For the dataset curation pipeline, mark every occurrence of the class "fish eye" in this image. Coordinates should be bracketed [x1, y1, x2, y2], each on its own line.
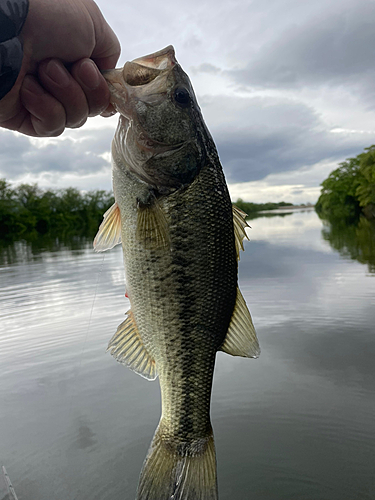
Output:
[173, 87, 190, 107]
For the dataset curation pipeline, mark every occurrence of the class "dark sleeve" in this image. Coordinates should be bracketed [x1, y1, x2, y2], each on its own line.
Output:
[0, 0, 29, 100]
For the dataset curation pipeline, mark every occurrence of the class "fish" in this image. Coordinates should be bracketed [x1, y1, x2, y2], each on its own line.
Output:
[94, 45, 260, 500]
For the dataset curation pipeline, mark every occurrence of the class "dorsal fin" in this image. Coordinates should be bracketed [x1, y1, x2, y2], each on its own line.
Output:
[93, 202, 122, 252]
[107, 310, 158, 380]
[232, 205, 250, 261]
[136, 200, 169, 249]
[220, 287, 260, 358]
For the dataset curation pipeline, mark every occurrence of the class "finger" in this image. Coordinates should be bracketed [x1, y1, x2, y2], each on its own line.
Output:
[20, 75, 66, 136]
[70, 58, 111, 117]
[0, 105, 31, 135]
[38, 59, 89, 128]
[100, 103, 117, 117]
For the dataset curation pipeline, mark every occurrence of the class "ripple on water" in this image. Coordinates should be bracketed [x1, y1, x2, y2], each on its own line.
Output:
[1, 214, 375, 500]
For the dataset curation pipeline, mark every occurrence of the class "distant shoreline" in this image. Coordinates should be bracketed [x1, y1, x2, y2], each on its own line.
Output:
[258, 205, 315, 214]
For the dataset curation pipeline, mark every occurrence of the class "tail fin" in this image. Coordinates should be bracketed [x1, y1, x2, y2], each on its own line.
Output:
[136, 423, 218, 500]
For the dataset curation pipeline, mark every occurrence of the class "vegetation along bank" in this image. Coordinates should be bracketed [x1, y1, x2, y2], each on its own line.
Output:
[316, 145, 375, 222]
[0, 179, 114, 241]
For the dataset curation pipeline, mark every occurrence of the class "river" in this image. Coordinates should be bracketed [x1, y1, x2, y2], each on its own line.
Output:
[1, 208, 374, 500]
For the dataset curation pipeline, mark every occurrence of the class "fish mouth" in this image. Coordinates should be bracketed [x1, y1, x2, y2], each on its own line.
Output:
[103, 45, 184, 154]
[103, 45, 176, 89]
[102, 45, 177, 125]
[131, 45, 177, 71]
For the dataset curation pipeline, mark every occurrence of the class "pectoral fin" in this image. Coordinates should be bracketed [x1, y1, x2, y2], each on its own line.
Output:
[136, 200, 169, 249]
[232, 205, 250, 261]
[220, 288, 260, 358]
[93, 202, 122, 252]
[107, 310, 158, 380]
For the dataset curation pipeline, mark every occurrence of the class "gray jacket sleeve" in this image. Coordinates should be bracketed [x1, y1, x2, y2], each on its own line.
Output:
[0, 0, 29, 100]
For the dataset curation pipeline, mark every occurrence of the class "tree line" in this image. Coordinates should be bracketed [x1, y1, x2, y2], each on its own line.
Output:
[234, 199, 294, 217]
[315, 145, 375, 222]
[0, 179, 114, 241]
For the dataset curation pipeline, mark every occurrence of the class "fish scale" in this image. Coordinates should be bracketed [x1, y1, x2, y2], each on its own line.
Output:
[123, 162, 237, 444]
[94, 45, 260, 500]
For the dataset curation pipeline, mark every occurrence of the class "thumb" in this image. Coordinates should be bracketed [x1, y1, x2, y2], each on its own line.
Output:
[88, 7, 121, 70]
[93, 32, 121, 70]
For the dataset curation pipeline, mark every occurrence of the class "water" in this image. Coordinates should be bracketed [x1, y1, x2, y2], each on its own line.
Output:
[0, 209, 374, 500]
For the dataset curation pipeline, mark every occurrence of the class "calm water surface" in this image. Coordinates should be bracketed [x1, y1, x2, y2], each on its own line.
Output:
[1, 209, 374, 500]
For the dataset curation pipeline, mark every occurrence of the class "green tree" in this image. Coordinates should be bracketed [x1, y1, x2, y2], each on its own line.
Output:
[234, 198, 294, 218]
[0, 179, 115, 242]
[316, 146, 375, 222]
[16, 183, 56, 234]
[316, 156, 361, 221]
[0, 179, 20, 237]
[356, 146, 375, 208]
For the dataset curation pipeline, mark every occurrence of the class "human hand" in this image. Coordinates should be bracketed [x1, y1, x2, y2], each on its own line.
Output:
[0, 0, 120, 137]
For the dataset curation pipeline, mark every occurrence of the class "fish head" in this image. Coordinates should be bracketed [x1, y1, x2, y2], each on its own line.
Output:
[104, 46, 210, 193]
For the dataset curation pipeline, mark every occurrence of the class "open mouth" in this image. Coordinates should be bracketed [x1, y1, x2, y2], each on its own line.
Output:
[103, 46, 184, 151]
[103, 45, 177, 89]
[132, 45, 177, 70]
[123, 45, 177, 86]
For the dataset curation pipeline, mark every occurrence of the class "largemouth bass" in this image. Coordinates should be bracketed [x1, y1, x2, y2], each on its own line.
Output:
[94, 45, 260, 500]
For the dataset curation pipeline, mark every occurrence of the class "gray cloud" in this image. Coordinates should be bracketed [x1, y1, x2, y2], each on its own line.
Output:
[227, 1, 375, 97]
[0, 131, 32, 172]
[2, 0, 375, 192]
[201, 95, 370, 182]
[0, 127, 113, 180]
[192, 63, 221, 75]
[1, 93, 371, 188]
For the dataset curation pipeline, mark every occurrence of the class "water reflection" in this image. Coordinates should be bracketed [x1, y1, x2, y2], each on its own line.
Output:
[248, 211, 293, 219]
[0, 235, 92, 266]
[1, 210, 375, 500]
[74, 418, 98, 451]
[321, 216, 375, 274]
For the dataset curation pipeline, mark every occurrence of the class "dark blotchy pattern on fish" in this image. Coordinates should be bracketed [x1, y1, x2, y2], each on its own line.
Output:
[126, 150, 237, 443]
[96, 45, 259, 500]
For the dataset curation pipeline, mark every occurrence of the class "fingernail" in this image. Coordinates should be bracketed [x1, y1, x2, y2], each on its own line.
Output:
[23, 76, 44, 96]
[100, 103, 116, 117]
[46, 60, 70, 87]
[79, 59, 101, 90]
[101, 110, 117, 117]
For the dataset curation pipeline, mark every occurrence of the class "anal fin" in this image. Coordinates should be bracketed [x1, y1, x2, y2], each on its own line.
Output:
[220, 287, 260, 358]
[93, 202, 122, 252]
[107, 310, 158, 380]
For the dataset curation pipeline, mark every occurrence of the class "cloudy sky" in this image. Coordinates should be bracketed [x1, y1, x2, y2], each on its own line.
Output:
[2, 0, 375, 203]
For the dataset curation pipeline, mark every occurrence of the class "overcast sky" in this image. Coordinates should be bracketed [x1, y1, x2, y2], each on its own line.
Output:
[2, 0, 375, 203]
